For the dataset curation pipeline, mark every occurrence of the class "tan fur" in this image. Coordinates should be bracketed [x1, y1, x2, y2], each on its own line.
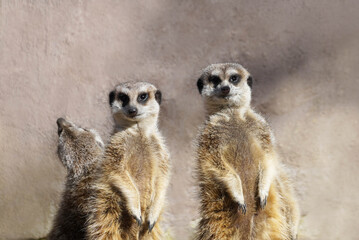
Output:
[86, 82, 170, 240]
[48, 118, 104, 240]
[195, 63, 299, 240]
[252, 166, 300, 240]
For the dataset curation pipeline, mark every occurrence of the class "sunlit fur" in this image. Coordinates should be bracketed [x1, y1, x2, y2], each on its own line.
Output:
[48, 119, 104, 240]
[195, 63, 300, 240]
[86, 82, 171, 240]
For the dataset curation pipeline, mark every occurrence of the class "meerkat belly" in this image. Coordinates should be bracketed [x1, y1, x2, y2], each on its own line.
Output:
[231, 123, 259, 200]
[224, 137, 258, 212]
[197, 123, 259, 238]
[127, 143, 155, 209]
[218, 122, 259, 213]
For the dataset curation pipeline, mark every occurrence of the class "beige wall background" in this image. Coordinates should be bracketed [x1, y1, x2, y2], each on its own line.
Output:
[1, 0, 359, 239]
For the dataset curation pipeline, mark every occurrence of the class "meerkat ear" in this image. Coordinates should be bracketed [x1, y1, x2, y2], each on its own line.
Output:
[109, 90, 115, 106]
[155, 90, 162, 105]
[247, 76, 253, 89]
[197, 78, 204, 94]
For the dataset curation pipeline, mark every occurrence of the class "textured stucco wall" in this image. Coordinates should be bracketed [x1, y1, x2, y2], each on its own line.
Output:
[1, 0, 359, 239]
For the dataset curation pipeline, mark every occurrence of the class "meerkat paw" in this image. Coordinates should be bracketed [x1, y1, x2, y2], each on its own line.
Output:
[259, 191, 268, 209]
[133, 215, 143, 226]
[148, 220, 156, 233]
[147, 212, 158, 233]
[238, 202, 247, 215]
[234, 194, 246, 215]
[129, 205, 142, 226]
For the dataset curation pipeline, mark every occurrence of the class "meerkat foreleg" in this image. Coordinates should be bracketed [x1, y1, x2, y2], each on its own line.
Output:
[250, 135, 278, 209]
[258, 152, 277, 209]
[110, 171, 142, 225]
[205, 161, 246, 214]
[147, 169, 169, 232]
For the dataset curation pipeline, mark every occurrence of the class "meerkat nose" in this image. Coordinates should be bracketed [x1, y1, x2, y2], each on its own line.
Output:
[57, 118, 66, 135]
[57, 118, 65, 127]
[128, 107, 138, 118]
[221, 86, 230, 95]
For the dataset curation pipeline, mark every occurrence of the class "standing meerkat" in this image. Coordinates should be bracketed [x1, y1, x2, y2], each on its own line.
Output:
[195, 63, 299, 240]
[86, 82, 171, 240]
[48, 118, 104, 240]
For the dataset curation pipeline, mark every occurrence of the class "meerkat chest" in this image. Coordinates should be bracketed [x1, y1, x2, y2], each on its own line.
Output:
[207, 117, 259, 168]
[124, 136, 161, 185]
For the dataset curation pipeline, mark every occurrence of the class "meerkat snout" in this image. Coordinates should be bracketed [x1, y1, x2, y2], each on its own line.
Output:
[57, 118, 64, 135]
[220, 85, 230, 95]
[127, 106, 138, 118]
[57, 117, 70, 136]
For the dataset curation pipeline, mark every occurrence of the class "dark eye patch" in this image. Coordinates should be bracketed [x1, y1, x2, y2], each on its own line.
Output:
[247, 76, 253, 89]
[197, 78, 204, 94]
[117, 92, 130, 107]
[209, 75, 222, 88]
[137, 92, 149, 103]
[229, 74, 241, 85]
[109, 91, 115, 106]
[155, 90, 162, 104]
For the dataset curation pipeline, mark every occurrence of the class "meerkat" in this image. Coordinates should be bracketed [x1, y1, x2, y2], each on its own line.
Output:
[194, 63, 299, 240]
[86, 82, 171, 240]
[48, 118, 104, 240]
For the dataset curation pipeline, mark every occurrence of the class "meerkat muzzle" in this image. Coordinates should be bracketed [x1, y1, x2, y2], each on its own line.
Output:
[127, 107, 138, 118]
[221, 86, 230, 95]
[57, 118, 66, 135]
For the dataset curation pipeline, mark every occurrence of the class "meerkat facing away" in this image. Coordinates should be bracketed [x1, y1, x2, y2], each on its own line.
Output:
[86, 82, 170, 240]
[195, 63, 299, 240]
[48, 118, 104, 240]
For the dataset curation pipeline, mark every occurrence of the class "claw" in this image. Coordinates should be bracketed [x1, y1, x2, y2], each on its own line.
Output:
[133, 215, 142, 226]
[260, 196, 267, 209]
[148, 221, 156, 233]
[238, 202, 247, 215]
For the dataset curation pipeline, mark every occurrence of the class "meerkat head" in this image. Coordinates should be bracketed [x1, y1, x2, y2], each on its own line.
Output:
[197, 63, 253, 115]
[56, 118, 104, 178]
[108, 81, 162, 132]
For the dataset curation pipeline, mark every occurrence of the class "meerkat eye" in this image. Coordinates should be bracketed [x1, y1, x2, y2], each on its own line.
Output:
[209, 75, 221, 87]
[137, 92, 149, 103]
[229, 74, 241, 84]
[117, 93, 129, 106]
